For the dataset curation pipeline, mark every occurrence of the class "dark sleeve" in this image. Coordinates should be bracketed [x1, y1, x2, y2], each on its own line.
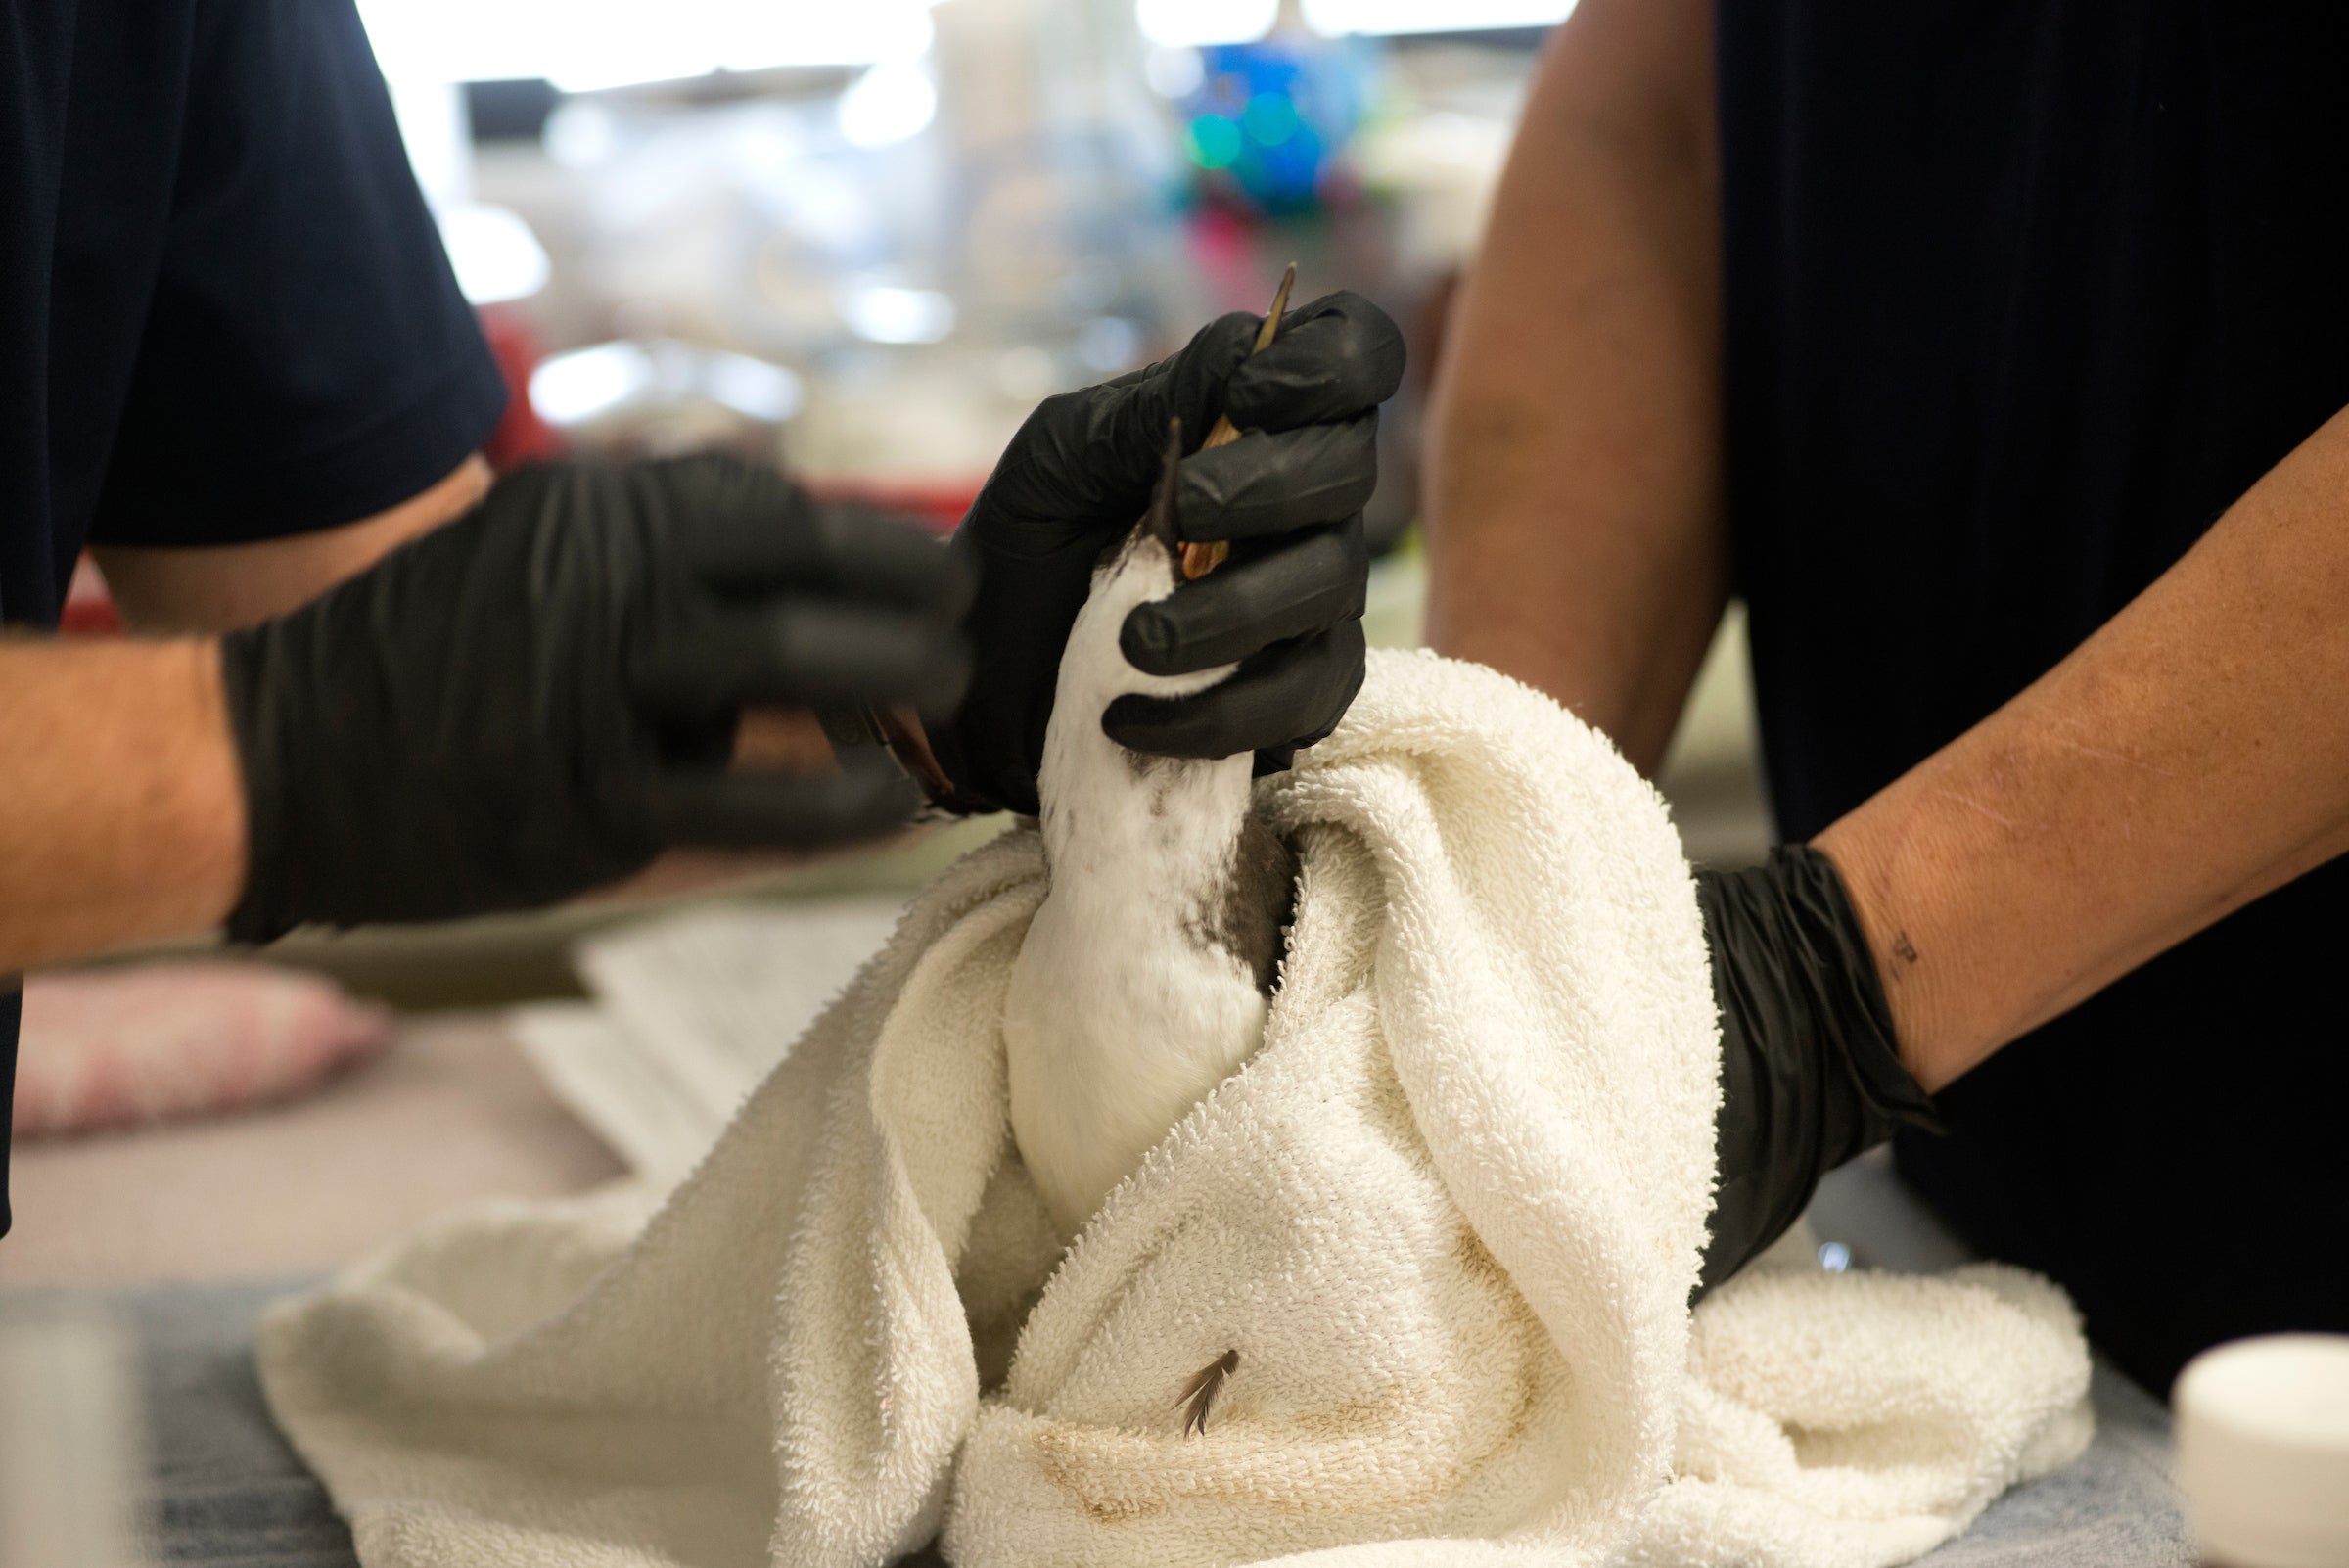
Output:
[85, 0, 506, 546]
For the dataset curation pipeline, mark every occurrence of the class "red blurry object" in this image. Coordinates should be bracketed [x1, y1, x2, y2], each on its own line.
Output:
[478, 304, 563, 472]
[800, 478, 983, 536]
[59, 555, 122, 636]
[15, 963, 392, 1137]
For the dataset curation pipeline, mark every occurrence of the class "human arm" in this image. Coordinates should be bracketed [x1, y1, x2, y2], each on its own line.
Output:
[0, 461, 490, 971]
[0, 639, 247, 971]
[96, 462, 842, 904]
[1410, 0, 1934, 1285]
[92, 457, 490, 633]
[1433, 0, 2349, 1279]
[0, 456, 969, 972]
[219, 458, 968, 942]
[1816, 399, 2349, 1094]
[1700, 404, 2349, 1281]
[1424, 0, 1725, 773]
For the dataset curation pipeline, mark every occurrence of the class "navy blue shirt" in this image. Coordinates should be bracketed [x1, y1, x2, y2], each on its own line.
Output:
[2, 0, 506, 1234]
[1719, 2, 2349, 1392]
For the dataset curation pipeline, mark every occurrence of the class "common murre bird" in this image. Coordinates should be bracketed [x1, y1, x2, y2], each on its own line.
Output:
[1003, 421, 1298, 1245]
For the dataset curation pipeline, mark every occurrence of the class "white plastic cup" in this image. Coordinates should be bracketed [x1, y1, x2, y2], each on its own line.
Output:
[2176, 1334, 2349, 1568]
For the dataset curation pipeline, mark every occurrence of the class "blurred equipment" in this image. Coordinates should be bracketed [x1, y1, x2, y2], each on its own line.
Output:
[0, 1305, 148, 1568]
[13, 965, 392, 1139]
[529, 338, 804, 460]
[1302, 0, 1572, 32]
[512, 899, 908, 1185]
[358, 0, 938, 96]
[352, 1, 1553, 548]
[2175, 1334, 2349, 1568]
[1171, 31, 1375, 213]
[930, 0, 1184, 334]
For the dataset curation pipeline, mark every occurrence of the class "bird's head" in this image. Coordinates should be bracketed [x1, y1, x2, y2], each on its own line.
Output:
[1056, 418, 1237, 723]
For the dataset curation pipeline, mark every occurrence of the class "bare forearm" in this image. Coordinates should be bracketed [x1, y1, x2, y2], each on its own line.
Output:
[1817, 401, 2349, 1090]
[0, 639, 245, 969]
[94, 456, 488, 633]
[1425, 0, 1727, 773]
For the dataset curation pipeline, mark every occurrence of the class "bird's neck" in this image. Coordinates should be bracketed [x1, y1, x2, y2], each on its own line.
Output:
[1008, 530, 1276, 1240]
[1035, 536, 1256, 919]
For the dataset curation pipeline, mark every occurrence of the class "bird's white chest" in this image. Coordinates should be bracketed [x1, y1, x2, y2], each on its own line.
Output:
[1002, 534, 1277, 1243]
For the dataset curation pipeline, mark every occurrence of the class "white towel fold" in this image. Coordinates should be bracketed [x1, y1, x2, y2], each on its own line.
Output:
[258, 649, 2090, 1568]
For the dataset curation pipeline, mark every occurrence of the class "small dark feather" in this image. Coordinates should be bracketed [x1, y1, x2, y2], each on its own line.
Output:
[1176, 1349, 1241, 1439]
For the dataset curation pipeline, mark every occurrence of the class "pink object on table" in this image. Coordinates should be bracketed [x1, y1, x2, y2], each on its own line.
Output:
[13, 964, 392, 1138]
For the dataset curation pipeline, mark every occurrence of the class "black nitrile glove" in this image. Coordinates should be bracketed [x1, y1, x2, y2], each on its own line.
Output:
[222, 456, 970, 943]
[1695, 845, 1945, 1293]
[931, 290, 1405, 815]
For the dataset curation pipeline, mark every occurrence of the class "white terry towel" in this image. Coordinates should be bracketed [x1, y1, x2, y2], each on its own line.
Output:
[258, 649, 2091, 1568]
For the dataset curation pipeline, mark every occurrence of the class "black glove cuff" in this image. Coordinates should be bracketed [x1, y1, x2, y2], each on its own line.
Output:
[1695, 844, 1943, 1293]
[219, 628, 300, 945]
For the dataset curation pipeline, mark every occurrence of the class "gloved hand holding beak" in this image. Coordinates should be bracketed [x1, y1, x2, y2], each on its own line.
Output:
[220, 290, 1406, 938]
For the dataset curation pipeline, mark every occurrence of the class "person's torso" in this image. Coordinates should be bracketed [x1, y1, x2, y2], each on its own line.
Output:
[1718, 0, 2349, 1393]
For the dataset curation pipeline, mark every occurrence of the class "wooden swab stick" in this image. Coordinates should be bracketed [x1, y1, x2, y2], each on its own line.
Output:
[1179, 263, 1298, 581]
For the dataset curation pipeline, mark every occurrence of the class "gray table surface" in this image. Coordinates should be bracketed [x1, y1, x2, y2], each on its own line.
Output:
[0, 1154, 2189, 1567]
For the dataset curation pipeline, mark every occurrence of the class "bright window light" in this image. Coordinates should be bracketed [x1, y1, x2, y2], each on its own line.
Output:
[358, 0, 934, 91]
[1135, 0, 1276, 50]
[838, 62, 937, 147]
[700, 352, 805, 422]
[1143, 44, 1205, 99]
[1301, 0, 1573, 35]
[838, 285, 956, 345]
[530, 343, 653, 426]
[542, 101, 621, 169]
[1076, 316, 1144, 373]
[530, 342, 804, 426]
[438, 203, 552, 304]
